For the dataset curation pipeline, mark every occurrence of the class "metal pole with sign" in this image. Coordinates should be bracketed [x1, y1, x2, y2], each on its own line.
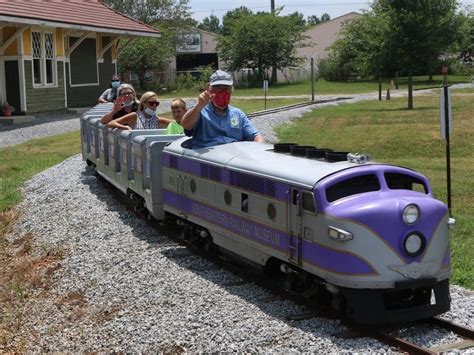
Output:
[311, 57, 315, 101]
[440, 79, 452, 216]
[263, 79, 268, 109]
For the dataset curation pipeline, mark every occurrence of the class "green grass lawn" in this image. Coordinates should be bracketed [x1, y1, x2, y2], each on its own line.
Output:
[157, 74, 472, 99]
[276, 91, 474, 289]
[0, 131, 81, 212]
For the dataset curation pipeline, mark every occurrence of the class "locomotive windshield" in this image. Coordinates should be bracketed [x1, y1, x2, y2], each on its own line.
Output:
[384, 173, 428, 194]
[326, 174, 380, 202]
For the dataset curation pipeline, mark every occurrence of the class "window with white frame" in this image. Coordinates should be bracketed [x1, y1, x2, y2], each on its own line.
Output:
[32, 31, 56, 86]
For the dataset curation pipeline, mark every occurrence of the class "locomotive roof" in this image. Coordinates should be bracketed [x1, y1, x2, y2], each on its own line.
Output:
[164, 138, 369, 188]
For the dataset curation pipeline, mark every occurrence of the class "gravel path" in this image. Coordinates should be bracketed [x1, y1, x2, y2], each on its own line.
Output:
[0, 112, 81, 149]
[0, 100, 194, 149]
[5, 155, 473, 352]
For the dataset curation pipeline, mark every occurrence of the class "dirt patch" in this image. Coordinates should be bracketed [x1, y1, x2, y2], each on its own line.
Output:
[0, 208, 66, 352]
[93, 305, 120, 324]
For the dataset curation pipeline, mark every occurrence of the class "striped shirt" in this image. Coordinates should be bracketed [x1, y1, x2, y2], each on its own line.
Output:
[135, 111, 158, 129]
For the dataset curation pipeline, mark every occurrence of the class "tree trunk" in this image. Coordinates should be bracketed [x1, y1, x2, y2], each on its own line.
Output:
[271, 66, 277, 84]
[408, 70, 414, 110]
[378, 75, 382, 101]
[395, 71, 399, 90]
[428, 73, 433, 82]
[138, 72, 146, 90]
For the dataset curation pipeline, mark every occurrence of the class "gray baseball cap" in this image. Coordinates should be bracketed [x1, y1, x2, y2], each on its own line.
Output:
[209, 70, 233, 86]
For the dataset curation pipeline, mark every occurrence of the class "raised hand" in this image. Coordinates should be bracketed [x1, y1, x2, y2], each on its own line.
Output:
[113, 96, 124, 112]
[197, 90, 215, 107]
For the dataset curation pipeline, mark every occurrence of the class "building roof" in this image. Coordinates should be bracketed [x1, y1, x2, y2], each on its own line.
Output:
[0, 0, 160, 37]
[307, 12, 361, 30]
[297, 12, 361, 64]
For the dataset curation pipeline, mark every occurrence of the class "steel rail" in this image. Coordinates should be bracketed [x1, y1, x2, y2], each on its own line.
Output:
[247, 97, 351, 118]
[366, 330, 436, 355]
[430, 316, 474, 340]
[353, 317, 474, 354]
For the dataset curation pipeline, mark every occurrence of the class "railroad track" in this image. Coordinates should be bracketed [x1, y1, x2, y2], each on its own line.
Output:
[247, 97, 352, 118]
[347, 316, 474, 354]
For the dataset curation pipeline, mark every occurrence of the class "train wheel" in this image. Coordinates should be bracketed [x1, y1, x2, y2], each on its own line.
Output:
[180, 225, 195, 241]
[331, 293, 347, 318]
[263, 258, 282, 277]
[204, 238, 219, 257]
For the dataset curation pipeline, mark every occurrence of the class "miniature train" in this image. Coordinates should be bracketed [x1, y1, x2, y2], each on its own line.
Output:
[80, 103, 455, 325]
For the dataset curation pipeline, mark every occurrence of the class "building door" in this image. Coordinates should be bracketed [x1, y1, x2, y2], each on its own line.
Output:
[4, 60, 21, 114]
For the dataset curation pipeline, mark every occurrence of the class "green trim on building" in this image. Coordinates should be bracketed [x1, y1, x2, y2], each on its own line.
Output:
[24, 60, 66, 113]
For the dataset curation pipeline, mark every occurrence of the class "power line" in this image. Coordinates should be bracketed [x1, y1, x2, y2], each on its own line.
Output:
[191, 2, 372, 14]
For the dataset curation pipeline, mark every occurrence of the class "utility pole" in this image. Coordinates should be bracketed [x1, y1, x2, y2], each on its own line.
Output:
[311, 57, 315, 101]
[270, 0, 277, 83]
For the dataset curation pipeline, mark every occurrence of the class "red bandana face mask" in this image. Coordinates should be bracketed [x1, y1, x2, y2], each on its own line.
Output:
[212, 90, 231, 108]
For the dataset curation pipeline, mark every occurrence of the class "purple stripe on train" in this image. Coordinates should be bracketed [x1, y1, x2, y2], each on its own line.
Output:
[163, 152, 290, 201]
[315, 165, 448, 264]
[163, 189, 376, 275]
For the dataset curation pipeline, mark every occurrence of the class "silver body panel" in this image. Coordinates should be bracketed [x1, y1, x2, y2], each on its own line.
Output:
[164, 138, 369, 189]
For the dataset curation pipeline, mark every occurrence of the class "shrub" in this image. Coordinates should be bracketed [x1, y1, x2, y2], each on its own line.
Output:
[318, 56, 356, 81]
[176, 72, 196, 91]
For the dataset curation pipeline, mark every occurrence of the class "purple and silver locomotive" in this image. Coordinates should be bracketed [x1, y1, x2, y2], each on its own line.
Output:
[161, 140, 454, 324]
[80, 110, 454, 324]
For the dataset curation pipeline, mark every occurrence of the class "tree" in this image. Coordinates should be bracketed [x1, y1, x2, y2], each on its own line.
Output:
[118, 31, 175, 88]
[102, 0, 193, 26]
[221, 6, 253, 36]
[217, 12, 307, 84]
[326, 11, 392, 99]
[307, 15, 321, 26]
[321, 13, 331, 22]
[307, 13, 331, 26]
[458, 11, 474, 63]
[326, 0, 464, 109]
[198, 15, 221, 33]
[103, 0, 195, 88]
[287, 11, 306, 28]
[374, 0, 463, 109]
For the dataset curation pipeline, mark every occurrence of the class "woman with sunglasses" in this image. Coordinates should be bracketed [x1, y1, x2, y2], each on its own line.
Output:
[107, 91, 171, 130]
[101, 84, 139, 124]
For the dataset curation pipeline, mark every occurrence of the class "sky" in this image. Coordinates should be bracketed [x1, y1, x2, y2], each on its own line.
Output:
[187, 0, 474, 23]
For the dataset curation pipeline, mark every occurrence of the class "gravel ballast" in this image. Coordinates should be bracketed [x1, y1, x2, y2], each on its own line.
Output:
[5, 155, 473, 352]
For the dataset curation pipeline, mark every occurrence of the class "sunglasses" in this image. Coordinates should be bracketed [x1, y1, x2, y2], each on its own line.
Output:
[111, 79, 120, 82]
[147, 101, 160, 107]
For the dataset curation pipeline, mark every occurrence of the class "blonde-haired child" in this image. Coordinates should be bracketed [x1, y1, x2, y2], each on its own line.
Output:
[166, 98, 187, 134]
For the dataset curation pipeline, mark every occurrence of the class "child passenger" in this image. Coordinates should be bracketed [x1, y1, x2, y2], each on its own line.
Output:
[165, 98, 187, 135]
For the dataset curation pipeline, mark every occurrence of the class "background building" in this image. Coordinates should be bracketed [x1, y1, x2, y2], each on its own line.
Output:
[278, 12, 361, 82]
[0, 0, 160, 115]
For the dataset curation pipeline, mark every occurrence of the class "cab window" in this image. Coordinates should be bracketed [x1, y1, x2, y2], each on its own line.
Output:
[302, 191, 316, 213]
[326, 174, 380, 203]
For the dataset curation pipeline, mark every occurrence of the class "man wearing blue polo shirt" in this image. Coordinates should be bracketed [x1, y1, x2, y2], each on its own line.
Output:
[181, 70, 264, 149]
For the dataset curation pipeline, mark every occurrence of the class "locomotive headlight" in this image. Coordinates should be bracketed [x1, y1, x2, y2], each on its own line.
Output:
[402, 204, 420, 225]
[448, 218, 456, 230]
[404, 233, 425, 257]
[328, 226, 353, 242]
